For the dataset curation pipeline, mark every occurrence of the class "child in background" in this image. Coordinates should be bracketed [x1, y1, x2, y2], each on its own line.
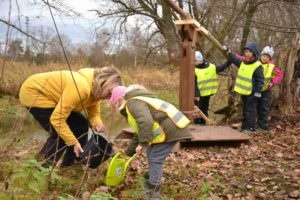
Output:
[194, 51, 231, 125]
[257, 46, 283, 131]
[227, 42, 264, 133]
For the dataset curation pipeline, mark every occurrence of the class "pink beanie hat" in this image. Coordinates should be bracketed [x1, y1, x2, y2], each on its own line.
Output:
[109, 86, 126, 107]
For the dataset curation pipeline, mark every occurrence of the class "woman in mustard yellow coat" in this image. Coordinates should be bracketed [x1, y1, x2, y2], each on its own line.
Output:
[19, 66, 122, 167]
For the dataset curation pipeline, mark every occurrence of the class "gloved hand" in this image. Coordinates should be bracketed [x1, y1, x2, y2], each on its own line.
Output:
[222, 45, 231, 53]
[254, 92, 261, 98]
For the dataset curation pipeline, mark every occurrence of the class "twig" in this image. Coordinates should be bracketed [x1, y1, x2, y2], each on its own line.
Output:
[0, 19, 45, 44]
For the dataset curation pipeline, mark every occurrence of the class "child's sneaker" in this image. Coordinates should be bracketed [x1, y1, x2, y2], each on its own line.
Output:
[256, 127, 267, 133]
[144, 180, 161, 200]
[241, 129, 255, 135]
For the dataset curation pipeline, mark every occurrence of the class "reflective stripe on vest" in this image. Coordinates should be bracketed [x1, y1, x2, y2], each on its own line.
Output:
[234, 61, 261, 95]
[262, 63, 275, 91]
[130, 96, 190, 128]
[195, 63, 218, 96]
[125, 106, 166, 145]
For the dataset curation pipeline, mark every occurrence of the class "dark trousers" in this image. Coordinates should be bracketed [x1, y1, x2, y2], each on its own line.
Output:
[257, 90, 272, 130]
[29, 107, 89, 166]
[241, 95, 258, 131]
[194, 96, 210, 125]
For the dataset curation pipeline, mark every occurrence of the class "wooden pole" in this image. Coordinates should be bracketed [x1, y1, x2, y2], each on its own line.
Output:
[179, 40, 194, 114]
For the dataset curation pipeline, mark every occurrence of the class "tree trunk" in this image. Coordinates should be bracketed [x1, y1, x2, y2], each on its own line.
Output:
[159, 0, 180, 65]
[278, 32, 300, 114]
[240, 0, 259, 52]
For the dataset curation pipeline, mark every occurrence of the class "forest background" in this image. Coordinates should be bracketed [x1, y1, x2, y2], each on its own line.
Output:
[0, 0, 299, 199]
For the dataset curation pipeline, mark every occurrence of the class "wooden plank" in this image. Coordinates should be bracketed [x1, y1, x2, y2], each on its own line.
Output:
[115, 128, 134, 139]
[188, 125, 250, 142]
[175, 19, 200, 28]
[116, 125, 250, 142]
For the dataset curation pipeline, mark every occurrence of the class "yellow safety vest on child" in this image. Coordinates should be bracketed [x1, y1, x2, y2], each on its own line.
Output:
[126, 96, 190, 145]
[261, 63, 275, 91]
[234, 61, 262, 95]
[195, 63, 218, 96]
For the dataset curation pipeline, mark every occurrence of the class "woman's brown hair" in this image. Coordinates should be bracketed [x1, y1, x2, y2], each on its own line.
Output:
[92, 66, 122, 100]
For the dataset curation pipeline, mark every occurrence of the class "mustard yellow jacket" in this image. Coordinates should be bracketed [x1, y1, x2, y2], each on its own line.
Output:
[19, 68, 102, 146]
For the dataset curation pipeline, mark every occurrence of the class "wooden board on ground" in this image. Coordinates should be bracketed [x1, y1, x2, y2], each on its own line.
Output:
[188, 124, 250, 142]
[115, 127, 134, 139]
[115, 125, 250, 142]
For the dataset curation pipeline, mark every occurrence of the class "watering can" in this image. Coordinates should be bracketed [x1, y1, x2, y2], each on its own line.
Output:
[105, 152, 137, 186]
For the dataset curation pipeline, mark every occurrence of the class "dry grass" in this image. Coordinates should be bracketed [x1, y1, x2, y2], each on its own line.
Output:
[0, 59, 180, 97]
[121, 66, 179, 91]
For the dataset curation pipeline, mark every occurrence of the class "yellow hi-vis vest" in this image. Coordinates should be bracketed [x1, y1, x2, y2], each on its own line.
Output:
[195, 63, 218, 96]
[234, 61, 262, 95]
[125, 96, 190, 145]
[261, 63, 275, 91]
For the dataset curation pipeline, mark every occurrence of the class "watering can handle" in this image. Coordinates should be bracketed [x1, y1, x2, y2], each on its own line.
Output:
[124, 153, 137, 170]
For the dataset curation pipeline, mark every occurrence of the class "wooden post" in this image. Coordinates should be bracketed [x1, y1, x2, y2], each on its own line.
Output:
[179, 40, 195, 118]
[175, 19, 202, 119]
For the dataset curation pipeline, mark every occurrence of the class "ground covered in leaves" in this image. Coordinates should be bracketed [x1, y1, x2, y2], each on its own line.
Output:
[113, 114, 300, 199]
[0, 95, 299, 199]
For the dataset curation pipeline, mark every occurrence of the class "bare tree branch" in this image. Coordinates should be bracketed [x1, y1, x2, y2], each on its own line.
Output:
[0, 19, 45, 44]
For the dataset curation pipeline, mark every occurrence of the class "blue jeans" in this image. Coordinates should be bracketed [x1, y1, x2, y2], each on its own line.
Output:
[146, 142, 176, 186]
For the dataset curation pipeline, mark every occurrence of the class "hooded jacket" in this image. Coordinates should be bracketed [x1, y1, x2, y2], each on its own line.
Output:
[121, 89, 192, 156]
[19, 68, 102, 146]
[228, 42, 264, 94]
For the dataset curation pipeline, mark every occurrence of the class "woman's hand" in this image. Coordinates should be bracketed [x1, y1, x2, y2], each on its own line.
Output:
[94, 124, 105, 133]
[74, 143, 84, 157]
[135, 145, 144, 154]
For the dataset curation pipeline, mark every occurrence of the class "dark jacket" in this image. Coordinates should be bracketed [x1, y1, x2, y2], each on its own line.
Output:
[195, 60, 231, 97]
[121, 89, 192, 156]
[228, 42, 264, 94]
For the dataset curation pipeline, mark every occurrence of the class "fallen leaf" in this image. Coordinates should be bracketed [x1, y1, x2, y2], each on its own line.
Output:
[275, 152, 283, 158]
[289, 190, 299, 198]
[82, 191, 90, 200]
[14, 150, 28, 158]
[94, 186, 109, 193]
[246, 184, 253, 189]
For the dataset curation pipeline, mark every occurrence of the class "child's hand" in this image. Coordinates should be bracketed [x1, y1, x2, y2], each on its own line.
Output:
[268, 82, 274, 90]
[223, 45, 231, 54]
[135, 145, 144, 154]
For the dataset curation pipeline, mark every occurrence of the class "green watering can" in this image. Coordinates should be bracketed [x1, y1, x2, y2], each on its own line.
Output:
[105, 152, 137, 186]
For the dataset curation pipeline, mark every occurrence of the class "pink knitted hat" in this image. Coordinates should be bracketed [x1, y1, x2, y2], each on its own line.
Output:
[109, 86, 126, 107]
